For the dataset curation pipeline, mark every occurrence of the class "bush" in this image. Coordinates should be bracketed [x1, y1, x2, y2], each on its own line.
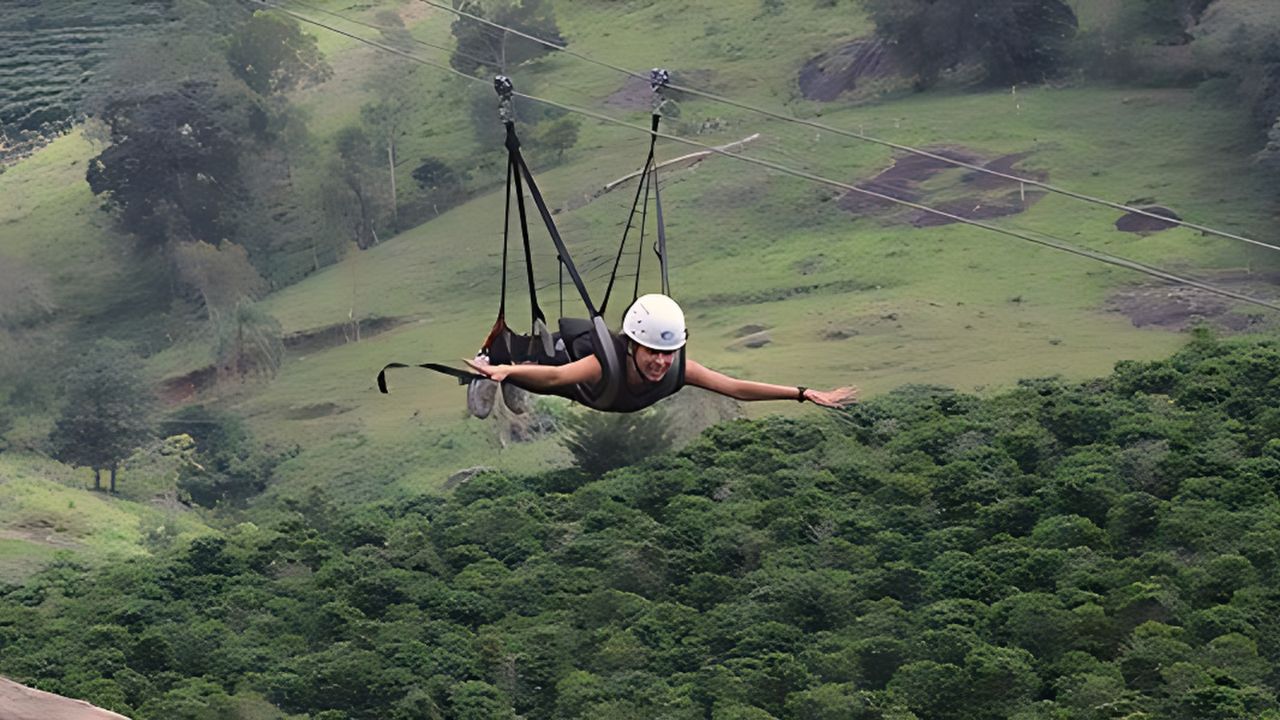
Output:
[560, 407, 675, 477]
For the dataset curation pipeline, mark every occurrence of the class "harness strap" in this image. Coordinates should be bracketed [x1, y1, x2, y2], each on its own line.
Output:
[506, 123, 546, 328]
[497, 156, 512, 321]
[510, 144, 599, 316]
[377, 362, 484, 393]
[651, 114, 670, 296]
[601, 144, 655, 317]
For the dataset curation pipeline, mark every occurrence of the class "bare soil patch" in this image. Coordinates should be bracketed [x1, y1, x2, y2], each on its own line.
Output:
[0, 526, 80, 549]
[1115, 205, 1181, 233]
[284, 402, 352, 421]
[1106, 272, 1279, 331]
[799, 38, 899, 101]
[727, 331, 772, 350]
[159, 365, 217, 406]
[284, 316, 411, 354]
[841, 147, 1048, 226]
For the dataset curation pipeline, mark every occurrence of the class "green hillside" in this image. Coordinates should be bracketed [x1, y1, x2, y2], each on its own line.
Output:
[2, 0, 1278, 503]
[0, 454, 213, 582]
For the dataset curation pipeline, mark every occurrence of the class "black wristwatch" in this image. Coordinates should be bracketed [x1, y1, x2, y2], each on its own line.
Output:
[797, 386, 808, 402]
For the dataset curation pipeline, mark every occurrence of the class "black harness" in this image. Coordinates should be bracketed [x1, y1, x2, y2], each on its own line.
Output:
[378, 71, 679, 413]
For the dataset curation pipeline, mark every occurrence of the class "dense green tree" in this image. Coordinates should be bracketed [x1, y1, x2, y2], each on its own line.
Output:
[449, 0, 565, 75]
[86, 78, 256, 251]
[225, 11, 331, 96]
[861, 0, 1078, 89]
[48, 342, 154, 492]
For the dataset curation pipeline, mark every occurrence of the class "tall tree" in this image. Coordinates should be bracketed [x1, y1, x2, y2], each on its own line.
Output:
[360, 62, 419, 229]
[49, 342, 155, 492]
[86, 78, 257, 252]
[449, 0, 565, 75]
[322, 126, 391, 250]
[861, 0, 1078, 89]
[226, 11, 332, 96]
[171, 240, 268, 324]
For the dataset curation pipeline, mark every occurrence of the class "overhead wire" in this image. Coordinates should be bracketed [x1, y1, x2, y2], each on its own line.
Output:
[259, 1, 1280, 314]
[283, 0, 599, 105]
[416, 0, 1278, 255]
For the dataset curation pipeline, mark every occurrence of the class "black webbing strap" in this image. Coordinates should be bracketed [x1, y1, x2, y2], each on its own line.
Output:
[600, 140, 656, 317]
[510, 137, 599, 317]
[651, 115, 670, 296]
[633, 169, 651, 303]
[496, 156, 512, 321]
[506, 123, 546, 328]
[377, 362, 484, 393]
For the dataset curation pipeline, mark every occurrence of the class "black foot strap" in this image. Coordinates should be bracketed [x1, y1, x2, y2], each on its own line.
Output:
[377, 362, 485, 393]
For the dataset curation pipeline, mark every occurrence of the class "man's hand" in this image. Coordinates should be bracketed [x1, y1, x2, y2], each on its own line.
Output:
[463, 356, 512, 383]
[806, 386, 859, 408]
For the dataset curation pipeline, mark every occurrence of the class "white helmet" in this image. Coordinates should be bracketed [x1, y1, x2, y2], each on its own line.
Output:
[623, 294, 687, 351]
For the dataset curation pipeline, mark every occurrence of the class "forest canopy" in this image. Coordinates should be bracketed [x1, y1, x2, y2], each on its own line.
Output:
[5, 333, 1280, 719]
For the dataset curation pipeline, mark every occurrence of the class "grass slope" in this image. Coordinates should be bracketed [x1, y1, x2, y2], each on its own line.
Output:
[0, 454, 213, 582]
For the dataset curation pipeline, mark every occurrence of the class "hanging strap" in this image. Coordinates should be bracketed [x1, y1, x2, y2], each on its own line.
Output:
[651, 115, 671, 296]
[377, 362, 484, 393]
[600, 68, 673, 317]
[601, 136, 656, 317]
[507, 124, 546, 329]
[512, 149, 598, 316]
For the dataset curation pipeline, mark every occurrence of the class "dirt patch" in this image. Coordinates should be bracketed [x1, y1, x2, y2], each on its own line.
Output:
[0, 527, 79, 549]
[1115, 205, 1181, 233]
[799, 38, 898, 101]
[727, 331, 772, 350]
[841, 147, 1048, 226]
[1106, 273, 1279, 332]
[910, 190, 1048, 227]
[284, 402, 351, 421]
[284, 316, 411, 354]
[159, 365, 217, 406]
[839, 147, 981, 214]
[444, 466, 496, 491]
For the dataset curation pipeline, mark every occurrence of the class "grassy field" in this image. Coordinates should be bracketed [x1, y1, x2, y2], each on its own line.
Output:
[3, 0, 1279, 508]
[0, 454, 212, 581]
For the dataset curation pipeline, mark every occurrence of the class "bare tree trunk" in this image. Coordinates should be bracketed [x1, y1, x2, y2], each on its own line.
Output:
[93, 467, 101, 491]
[387, 138, 398, 228]
[109, 465, 117, 493]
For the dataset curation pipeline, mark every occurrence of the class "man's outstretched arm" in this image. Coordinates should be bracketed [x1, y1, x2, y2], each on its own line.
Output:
[684, 360, 858, 408]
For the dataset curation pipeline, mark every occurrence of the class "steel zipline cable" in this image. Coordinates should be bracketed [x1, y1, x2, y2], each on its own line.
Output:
[283, 0, 598, 104]
[415, 0, 1279, 255]
[259, 1, 1280, 314]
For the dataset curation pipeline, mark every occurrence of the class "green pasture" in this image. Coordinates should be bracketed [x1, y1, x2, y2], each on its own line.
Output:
[3, 0, 1279, 502]
[0, 454, 213, 580]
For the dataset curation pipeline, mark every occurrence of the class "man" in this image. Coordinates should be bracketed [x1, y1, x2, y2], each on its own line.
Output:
[464, 294, 858, 416]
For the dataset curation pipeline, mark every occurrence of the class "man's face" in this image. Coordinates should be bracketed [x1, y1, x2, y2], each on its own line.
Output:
[633, 344, 676, 382]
